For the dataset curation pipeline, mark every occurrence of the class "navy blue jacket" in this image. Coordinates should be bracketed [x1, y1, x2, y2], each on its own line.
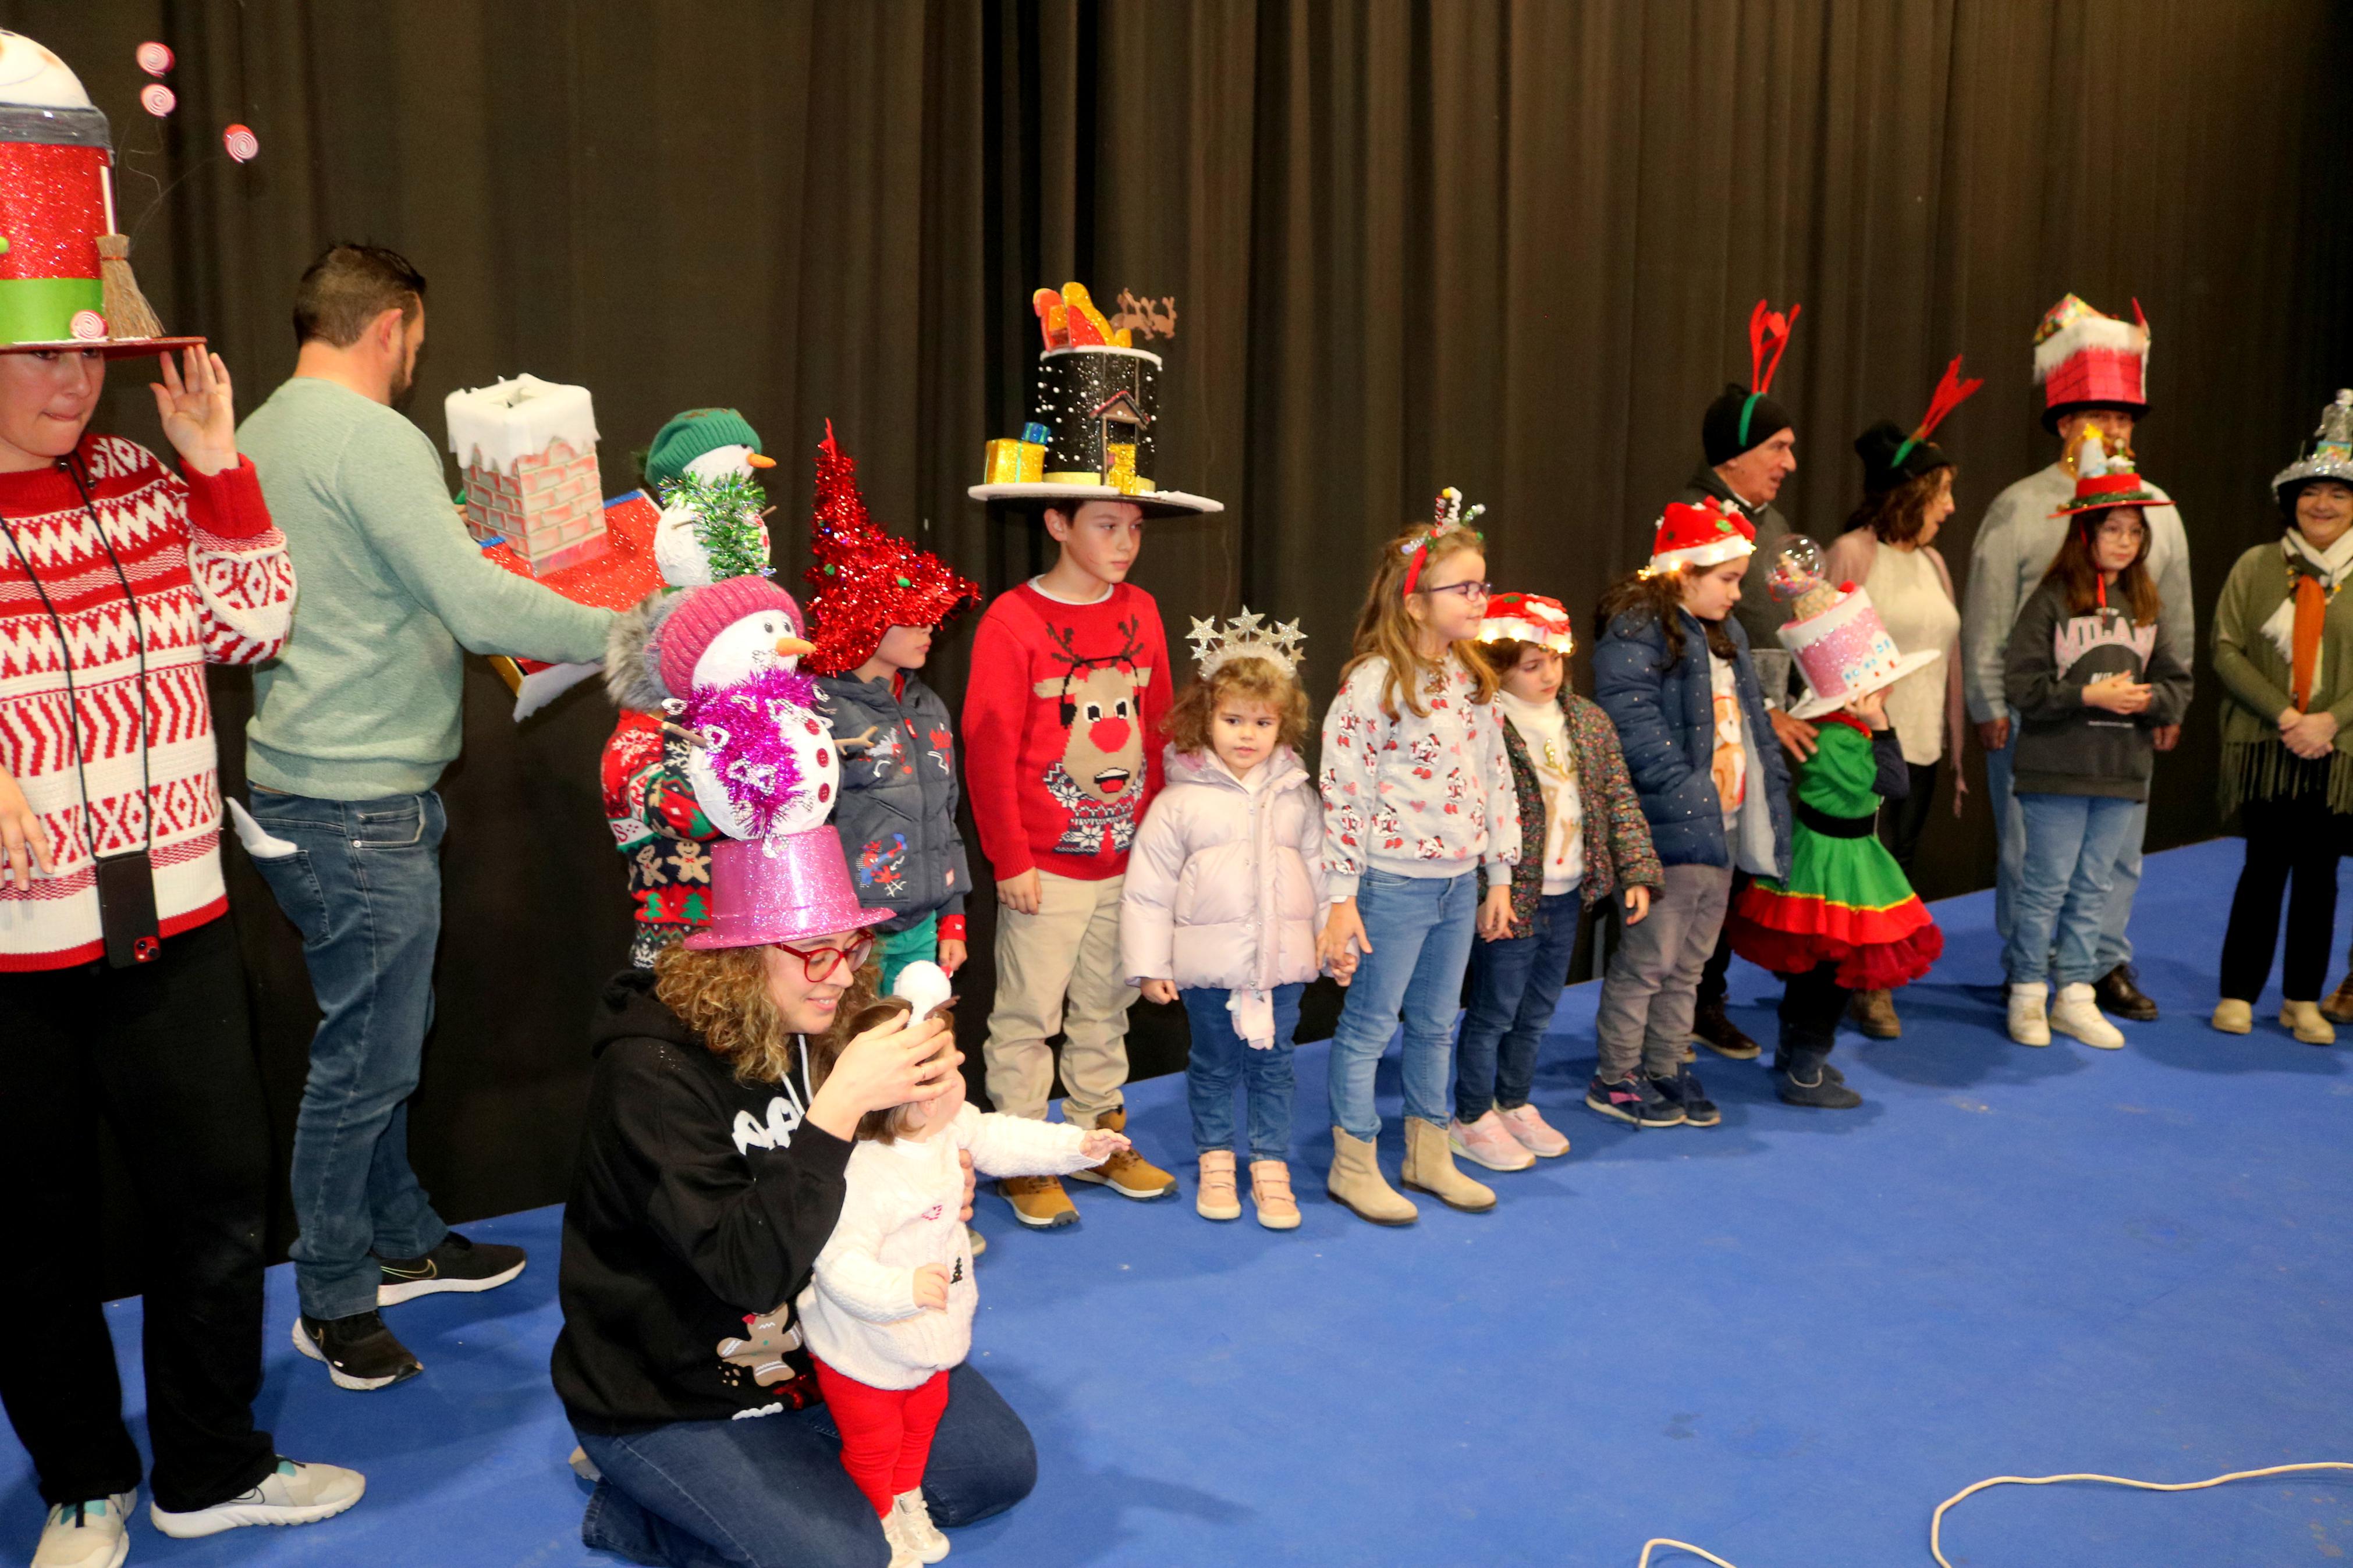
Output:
[818, 672, 970, 932]
[1593, 605, 1791, 874]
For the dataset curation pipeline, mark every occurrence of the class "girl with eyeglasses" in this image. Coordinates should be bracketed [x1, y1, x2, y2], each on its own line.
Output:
[1313, 495, 1522, 1225]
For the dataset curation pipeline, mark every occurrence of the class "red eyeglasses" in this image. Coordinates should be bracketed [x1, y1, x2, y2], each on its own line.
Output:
[770, 933, 877, 983]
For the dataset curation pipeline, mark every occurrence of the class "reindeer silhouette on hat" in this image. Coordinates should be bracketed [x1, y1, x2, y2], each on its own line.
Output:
[1035, 616, 1155, 854]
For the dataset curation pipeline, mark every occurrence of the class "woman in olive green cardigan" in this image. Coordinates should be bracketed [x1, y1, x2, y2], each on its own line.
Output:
[2211, 424, 2353, 1041]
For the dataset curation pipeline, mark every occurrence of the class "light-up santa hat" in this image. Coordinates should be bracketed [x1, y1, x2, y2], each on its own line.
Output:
[1647, 497, 1756, 575]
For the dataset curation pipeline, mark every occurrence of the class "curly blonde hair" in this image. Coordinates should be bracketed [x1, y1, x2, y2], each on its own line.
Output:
[1162, 654, 1310, 758]
[652, 940, 882, 1087]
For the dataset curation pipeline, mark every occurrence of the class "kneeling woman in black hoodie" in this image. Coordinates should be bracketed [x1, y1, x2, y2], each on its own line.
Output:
[551, 833, 1028, 1567]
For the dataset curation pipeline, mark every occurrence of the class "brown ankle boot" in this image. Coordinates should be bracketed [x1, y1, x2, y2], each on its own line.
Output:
[1399, 1117, 1496, 1213]
[2323, 973, 2353, 1025]
[1847, 989, 1901, 1039]
[1326, 1127, 1417, 1225]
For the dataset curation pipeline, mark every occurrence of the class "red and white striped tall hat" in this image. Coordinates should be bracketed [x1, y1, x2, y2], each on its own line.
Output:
[2032, 294, 2150, 433]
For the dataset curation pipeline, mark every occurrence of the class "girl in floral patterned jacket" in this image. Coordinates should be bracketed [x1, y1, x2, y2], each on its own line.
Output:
[1447, 594, 1660, 1174]
[1314, 495, 1520, 1226]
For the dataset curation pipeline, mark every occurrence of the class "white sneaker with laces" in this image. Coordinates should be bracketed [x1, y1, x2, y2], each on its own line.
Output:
[892, 1489, 950, 1562]
[148, 1459, 365, 1539]
[879, 1502, 925, 1568]
[32, 1491, 133, 1568]
[2050, 982, 2125, 1049]
[2006, 983, 2051, 1047]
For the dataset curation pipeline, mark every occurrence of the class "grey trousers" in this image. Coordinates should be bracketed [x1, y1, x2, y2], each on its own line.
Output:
[1593, 862, 1734, 1080]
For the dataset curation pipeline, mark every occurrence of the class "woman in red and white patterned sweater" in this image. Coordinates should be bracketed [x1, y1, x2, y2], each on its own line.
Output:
[0, 344, 365, 1550]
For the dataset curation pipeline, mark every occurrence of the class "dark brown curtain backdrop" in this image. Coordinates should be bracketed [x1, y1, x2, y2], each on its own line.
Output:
[8, 1, 2346, 1290]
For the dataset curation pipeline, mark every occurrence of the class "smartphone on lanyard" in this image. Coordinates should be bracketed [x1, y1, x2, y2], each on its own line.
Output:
[0, 462, 162, 966]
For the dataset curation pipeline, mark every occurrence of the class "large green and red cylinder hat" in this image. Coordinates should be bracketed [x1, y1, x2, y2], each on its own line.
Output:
[0, 30, 200, 355]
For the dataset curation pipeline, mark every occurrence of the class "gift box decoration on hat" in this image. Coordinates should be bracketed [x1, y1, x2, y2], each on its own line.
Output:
[2033, 294, 2150, 431]
[970, 281, 1223, 517]
[1768, 536, 1940, 721]
[805, 419, 980, 678]
[0, 29, 198, 354]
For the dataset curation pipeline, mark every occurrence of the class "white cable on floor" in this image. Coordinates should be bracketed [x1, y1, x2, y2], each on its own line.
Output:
[1632, 1460, 2353, 1567]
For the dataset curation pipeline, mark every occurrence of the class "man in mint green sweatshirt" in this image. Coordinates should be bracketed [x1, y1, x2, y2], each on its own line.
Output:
[236, 245, 615, 1392]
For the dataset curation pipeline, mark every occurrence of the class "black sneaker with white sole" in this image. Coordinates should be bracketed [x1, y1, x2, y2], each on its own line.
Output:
[376, 1231, 527, 1306]
[1649, 1066, 1722, 1128]
[293, 1310, 422, 1391]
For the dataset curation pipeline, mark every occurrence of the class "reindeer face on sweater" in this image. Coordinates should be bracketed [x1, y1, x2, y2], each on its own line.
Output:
[1034, 616, 1155, 805]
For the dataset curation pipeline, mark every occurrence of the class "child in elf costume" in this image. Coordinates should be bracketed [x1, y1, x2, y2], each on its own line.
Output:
[804, 423, 983, 992]
[1726, 539, 1944, 1107]
[599, 410, 781, 967]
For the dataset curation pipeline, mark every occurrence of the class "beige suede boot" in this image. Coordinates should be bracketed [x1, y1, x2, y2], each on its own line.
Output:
[1399, 1117, 1496, 1213]
[1326, 1126, 1417, 1226]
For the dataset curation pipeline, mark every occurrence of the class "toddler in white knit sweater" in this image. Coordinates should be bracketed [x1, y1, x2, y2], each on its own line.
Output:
[797, 966, 1126, 1565]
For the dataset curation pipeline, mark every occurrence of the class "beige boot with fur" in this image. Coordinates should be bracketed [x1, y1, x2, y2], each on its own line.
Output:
[1399, 1116, 1496, 1213]
[1326, 1127, 1417, 1226]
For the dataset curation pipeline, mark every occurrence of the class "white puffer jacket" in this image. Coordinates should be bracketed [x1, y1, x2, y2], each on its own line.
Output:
[1120, 744, 1327, 992]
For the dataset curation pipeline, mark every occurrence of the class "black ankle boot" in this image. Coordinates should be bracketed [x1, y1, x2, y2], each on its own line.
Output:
[1770, 1044, 1845, 1083]
[1777, 1047, 1862, 1108]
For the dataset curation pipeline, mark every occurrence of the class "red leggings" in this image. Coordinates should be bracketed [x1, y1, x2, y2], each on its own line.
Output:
[812, 1360, 952, 1517]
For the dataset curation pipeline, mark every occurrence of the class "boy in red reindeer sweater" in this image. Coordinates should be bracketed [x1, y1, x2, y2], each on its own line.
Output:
[961, 499, 1181, 1229]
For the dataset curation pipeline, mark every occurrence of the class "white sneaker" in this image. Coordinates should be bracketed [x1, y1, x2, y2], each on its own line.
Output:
[892, 1489, 950, 1562]
[2050, 983, 2125, 1049]
[2006, 983, 2051, 1047]
[879, 1502, 926, 1568]
[148, 1459, 364, 1539]
[32, 1492, 133, 1568]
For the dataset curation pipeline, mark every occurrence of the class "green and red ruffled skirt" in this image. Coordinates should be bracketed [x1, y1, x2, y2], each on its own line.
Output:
[1729, 831, 1942, 991]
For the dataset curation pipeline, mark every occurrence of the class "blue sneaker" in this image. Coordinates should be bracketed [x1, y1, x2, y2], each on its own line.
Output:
[1648, 1067, 1720, 1128]
[1584, 1072, 1685, 1128]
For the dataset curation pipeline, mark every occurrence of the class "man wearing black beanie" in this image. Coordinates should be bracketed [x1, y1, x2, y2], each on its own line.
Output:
[1680, 302, 1822, 1061]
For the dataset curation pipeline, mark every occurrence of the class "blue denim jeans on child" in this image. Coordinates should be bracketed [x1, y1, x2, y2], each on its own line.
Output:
[246, 788, 452, 1321]
[576, 1363, 1035, 1568]
[1456, 890, 1582, 1123]
[1988, 714, 2142, 971]
[2004, 792, 2142, 989]
[1180, 982, 1302, 1161]
[1326, 868, 1479, 1143]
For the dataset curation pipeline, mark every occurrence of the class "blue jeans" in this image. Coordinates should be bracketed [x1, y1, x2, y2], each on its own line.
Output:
[1326, 869, 1479, 1142]
[246, 788, 451, 1320]
[1180, 983, 1301, 1160]
[574, 1363, 1036, 1568]
[1988, 717, 2142, 969]
[2004, 792, 2142, 988]
[1455, 891, 1582, 1122]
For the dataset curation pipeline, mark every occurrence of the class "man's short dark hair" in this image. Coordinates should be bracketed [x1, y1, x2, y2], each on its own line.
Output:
[292, 244, 427, 348]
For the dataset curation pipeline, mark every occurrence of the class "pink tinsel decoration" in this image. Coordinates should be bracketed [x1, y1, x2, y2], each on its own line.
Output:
[680, 665, 822, 838]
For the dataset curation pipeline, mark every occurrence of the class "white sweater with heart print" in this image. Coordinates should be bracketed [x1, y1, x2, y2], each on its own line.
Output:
[1318, 652, 1521, 899]
[795, 1103, 1100, 1390]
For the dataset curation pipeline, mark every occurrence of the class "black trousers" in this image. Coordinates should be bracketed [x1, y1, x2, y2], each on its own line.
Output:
[1778, 959, 1848, 1055]
[1877, 759, 1941, 878]
[1697, 871, 1745, 1008]
[2219, 791, 2347, 1004]
[0, 915, 277, 1512]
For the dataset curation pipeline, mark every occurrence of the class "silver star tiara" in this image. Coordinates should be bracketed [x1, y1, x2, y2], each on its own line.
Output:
[1186, 606, 1307, 679]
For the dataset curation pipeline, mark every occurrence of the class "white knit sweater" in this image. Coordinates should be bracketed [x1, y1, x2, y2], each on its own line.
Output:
[796, 1104, 1099, 1391]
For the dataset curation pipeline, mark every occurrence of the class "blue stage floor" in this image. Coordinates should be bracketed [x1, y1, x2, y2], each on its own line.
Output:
[11, 838, 2353, 1567]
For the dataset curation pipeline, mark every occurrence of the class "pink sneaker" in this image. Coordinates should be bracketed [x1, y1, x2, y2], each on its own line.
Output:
[1447, 1110, 1535, 1172]
[1496, 1103, 1571, 1158]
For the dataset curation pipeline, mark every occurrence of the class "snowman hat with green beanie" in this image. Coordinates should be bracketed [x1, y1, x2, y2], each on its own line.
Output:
[643, 408, 775, 492]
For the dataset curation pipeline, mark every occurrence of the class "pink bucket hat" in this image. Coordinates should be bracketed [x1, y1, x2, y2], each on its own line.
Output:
[649, 577, 807, 701]
[686, 830, 892, 951]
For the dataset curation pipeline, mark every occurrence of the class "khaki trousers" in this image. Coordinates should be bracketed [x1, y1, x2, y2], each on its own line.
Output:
[982, 869, 1137, 1124]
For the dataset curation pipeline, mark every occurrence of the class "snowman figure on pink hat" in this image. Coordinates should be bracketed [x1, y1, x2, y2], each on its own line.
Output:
[609, 575, 840, 842]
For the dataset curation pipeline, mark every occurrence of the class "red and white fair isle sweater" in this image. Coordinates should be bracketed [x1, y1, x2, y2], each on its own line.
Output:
[0, 435, 293, 971]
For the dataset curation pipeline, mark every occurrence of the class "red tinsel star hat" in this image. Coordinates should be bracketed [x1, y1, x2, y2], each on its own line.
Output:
[804, 421, 982, 678]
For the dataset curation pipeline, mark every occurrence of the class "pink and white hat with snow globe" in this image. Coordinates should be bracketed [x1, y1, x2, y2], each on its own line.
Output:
[1768, 537, 1940, 721]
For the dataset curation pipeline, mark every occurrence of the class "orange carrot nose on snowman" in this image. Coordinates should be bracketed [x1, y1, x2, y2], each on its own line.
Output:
[774, 633, 815, 659]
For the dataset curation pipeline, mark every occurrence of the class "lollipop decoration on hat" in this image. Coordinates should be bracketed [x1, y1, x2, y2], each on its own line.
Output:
[1185, 606, 1306, 680]
[804, 419, 980, 678]
[1769, 536, 1941, 721]
[1401, 486, 1486, 595]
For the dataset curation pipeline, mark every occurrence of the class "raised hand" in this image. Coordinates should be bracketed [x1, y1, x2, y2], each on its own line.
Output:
[150, 347, 236, 477]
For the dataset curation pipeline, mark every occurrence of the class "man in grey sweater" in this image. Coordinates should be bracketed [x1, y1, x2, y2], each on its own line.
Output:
[237, 246, 616, 1391]
[1962, 408, 2189, 1023]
